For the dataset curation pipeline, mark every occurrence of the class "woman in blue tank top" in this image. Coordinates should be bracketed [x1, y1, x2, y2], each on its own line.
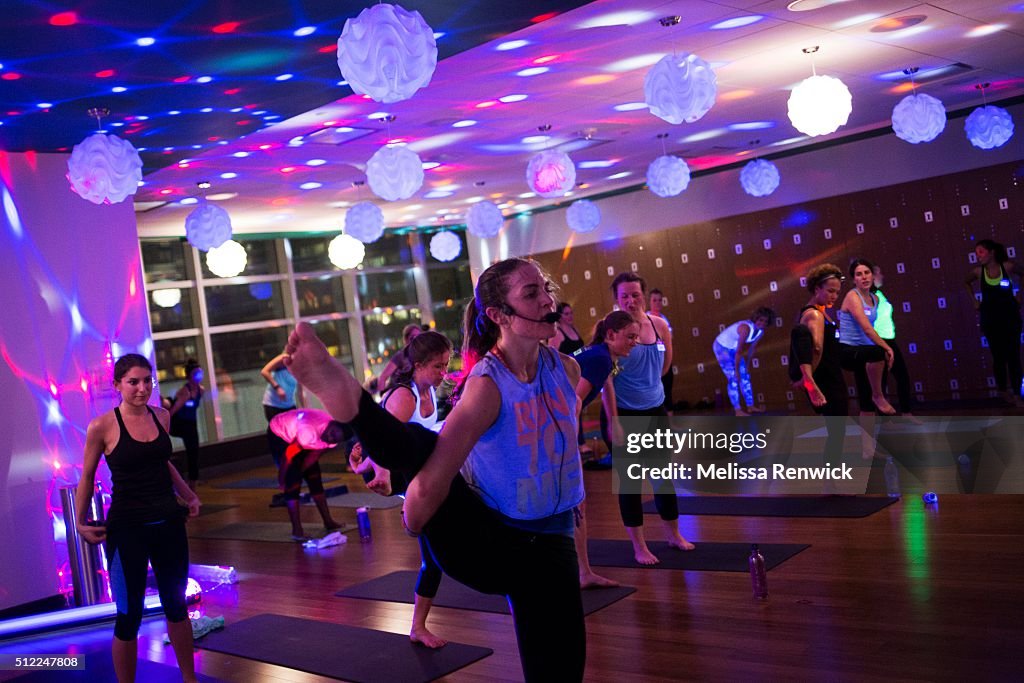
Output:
[76, 354, 200, 683]
[605, 272, 694, 566]
[283, 258, 586, 682]
[839, 258, 896, 415]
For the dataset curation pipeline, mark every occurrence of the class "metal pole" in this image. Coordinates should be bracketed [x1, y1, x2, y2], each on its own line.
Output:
[59, 486, 110, 606]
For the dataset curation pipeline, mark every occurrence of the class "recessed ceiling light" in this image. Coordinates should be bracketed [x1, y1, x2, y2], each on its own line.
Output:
[180, 197, 198, 205]
[516, 67, 550, 77]
[452, 120, 477, 128]
[306, 159, 327, 166]
[111, 86, 127, 93]
[710, 15, 764, 30]
[608, 171, 631, 179]
[232, 151, 249, 158]
[475, 100, 498, 108]
[37, 102, 53, 109]
[200, 107, 213, 113]
[335, 126, 354, 133]
[220, 172, 238, 179]
[136, 37, 155, 46]
[496, 39, 530, 51]
[168, 110, 181, 115]
[275, 73, 294, 81]
[498, 94, 528, 103]
[294, 26, 316, 37]
[196, 76, 213, 83]
[300, 182, 323, 190]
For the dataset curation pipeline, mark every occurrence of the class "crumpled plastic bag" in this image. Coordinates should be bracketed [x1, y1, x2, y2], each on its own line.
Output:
[304, 531, 347, 550]
[163, 614, 225, 643]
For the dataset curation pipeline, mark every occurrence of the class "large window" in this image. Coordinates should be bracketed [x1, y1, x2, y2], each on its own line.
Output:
[289, 235, 336, 273]
[363, 233, 414, 267]
[199, 239, 281, 278]
[357, 270, 417, 309]
[204, 282, 287, 326]
[149, 288, 196, 333]
[363, 308, 421, 376]
[154, 337, 208, 443]
[296, 275, 346, 316]
[210, 327, 290, 439]
[141, 241, 190, 283]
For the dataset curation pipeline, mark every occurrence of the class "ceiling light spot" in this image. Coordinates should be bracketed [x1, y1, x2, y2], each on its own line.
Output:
[232, 151, 249, 158]
[521, 135, 550, 144]
[95, 70, 115, 78]
[306, 159, 327, 166]
[433, 31, 446, 40]
[516, 67, 550, 77]
[136, 37, 155, 47]
[728, 121, 775, 130]
[275, 73, 293, 81]
[832, 13, 882, 29]
[680, 128, 726, 143]
[220, 172, 238, 179]
[180, 197, 198, 205]
[710, 15, 764, 30]
[212, 22, 240, 34]
[1, 73, 21, 80]
[422, 162, 441, 170]
[575, 74, 617, 86]
[475, 100, 498, 108]
[424, 190, 454, 199]
[603, 53, 663, 73]
[300, 182, 323, 190]
[496, 40, 530, 51]
[613, 102, 647, 112]
[196, 76, 213, 83]
[966, 24, 1006, 38]
[771, 135, 808, 146]
[578, 11, 655, 29]
[200, 107, 213, 113]
[111, 86, 127, 93]
[368, 111, 391, 120]
[533, 55, 560, 65]
[452, 119, 477, 128]
[206, 192, 237, 201]
[294, 26, 316, 37]
[578, 160, 615, 168]
[518, 192, 536, 198]
[37, 102, 53, 109]
[498, 94, 528, 103]
[607, 171, 631, 179]
[871, 15, 927, 32]
[49, 12, 77, 26]
[531, 12, 559, 23]
[280, 166, 296, 173]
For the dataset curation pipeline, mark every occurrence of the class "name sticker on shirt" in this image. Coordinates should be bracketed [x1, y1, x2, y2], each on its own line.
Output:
[655, 341, 667, 352]
[1000, 279, 1012, 288]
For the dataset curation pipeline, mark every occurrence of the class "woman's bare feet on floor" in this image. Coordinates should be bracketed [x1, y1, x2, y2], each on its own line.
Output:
[285, 322, 361, 422]
[872, 395, 897, 416]
[667, 537, 696, 551]
[580, 571, 620, 589]
[410, 626, 447, 649]
[633, 545, 659, 566]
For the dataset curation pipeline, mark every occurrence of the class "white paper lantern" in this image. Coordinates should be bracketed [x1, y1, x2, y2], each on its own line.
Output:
[66, 133, 143, 204]
[964, 105, 1014, 150]
[643, 53, 717, 125]
[526, 151, 576, 198]
[205, 240, 247, 278]
[566, 200, 601, 234]
[184, 200, 232, 252]
[366, 145, 424, 201]
[740, 159, 781, 197]
[891, 92, 946, 144]
[328, 234, 365, 270]
[345, 201, 385, 243]
[787, 74, 852, 137]
[466, 201, 504, 238]
[151, 288, 182, 309]
[646, 155, 690, 198]
[337, 3, 437, 104]
[429, 231, 462, 262]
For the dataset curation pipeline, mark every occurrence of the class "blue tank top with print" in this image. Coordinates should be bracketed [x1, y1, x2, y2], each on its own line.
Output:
[613, 316, 665, 410]
[460, 347, 583, 526]
[839, 290, 878, 346]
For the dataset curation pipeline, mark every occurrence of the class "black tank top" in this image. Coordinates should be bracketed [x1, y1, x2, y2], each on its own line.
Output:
[980, 264, 1020, 321]
[558, 329, 585, 356]
[175, 385, 203, 422]
[800, 305, 844, 390]
[105, 407, 181, 526]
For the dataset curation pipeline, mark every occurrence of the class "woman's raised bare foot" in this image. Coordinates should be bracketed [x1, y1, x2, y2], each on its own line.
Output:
[410, 626, 447, 649]
[284, 322, 362, 422]
[580, 571, 620, 589]
[667, 536, 696, 551]
[871, 395, 897, 416]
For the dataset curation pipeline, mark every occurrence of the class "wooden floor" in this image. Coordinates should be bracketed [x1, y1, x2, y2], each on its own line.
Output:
[5, 457, 1024, 682]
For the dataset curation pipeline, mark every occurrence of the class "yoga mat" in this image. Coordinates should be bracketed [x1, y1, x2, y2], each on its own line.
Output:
[197, 613, 492, 683]
[587, 540, 809, 571]
[642, 495, 898, 518]
[191, 521, 352, 543]
[196, 503, 237, 518]
[213, 476, 338, 489]
[324, 491, 404, 509]
[336, 570, 636, 616]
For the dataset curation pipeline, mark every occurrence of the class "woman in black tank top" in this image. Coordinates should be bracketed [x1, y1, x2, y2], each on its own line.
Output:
[551, 302, 585, 355]
[75, 354, 200, 683]
[792, 264, 848, 415]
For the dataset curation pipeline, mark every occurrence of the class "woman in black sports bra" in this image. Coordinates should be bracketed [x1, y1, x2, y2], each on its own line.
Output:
[76, 354, 200, 683]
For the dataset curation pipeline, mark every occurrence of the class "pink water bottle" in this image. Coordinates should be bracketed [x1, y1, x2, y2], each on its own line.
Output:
[749, 544, 768, 599]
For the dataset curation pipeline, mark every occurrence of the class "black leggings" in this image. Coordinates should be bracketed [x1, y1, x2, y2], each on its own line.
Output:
[881, 338, 913, 413]
[105, 518, 189, 641]
[415, 535, 442, 599]
[981, 315, 1023, 393]
[348, 390, 585, 682]
[840, 344, 886, 413]
[599, 405, 679, 527]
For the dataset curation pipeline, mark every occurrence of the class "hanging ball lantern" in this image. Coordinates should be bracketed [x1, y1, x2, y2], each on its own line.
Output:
[566, 200, 601, 234]
[184, 200, 233, 252]
[891, 93, 946, 144]
[964, 105, 1014, 150]
[739, 159, 781, 197]
[336, 3, 437, 104]
[151, 288, 182, 309]
[429, 231, 462, 262]
[466, 200, 504, 238]
[366, 145, 424, 201]
[66, 133, 143, 205]
[526, 150, 576, 198]
[344, 201, 385, 243]
[787, 74, 853, 137]
[643, 53, 717, 125]
[328, 234, 365, 270]
[205, 240, 247, 278]
[646, 155, 690, 198]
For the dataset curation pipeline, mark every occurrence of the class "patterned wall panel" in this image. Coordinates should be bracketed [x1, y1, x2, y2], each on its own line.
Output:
[534, 160, 1024, 412]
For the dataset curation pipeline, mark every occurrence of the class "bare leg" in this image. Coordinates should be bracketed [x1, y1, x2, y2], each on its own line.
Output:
[111, 636, 136, 683]
[662, 518, 695, 551]
[286, 499, 306, 539]
[166, 618, 198, 683]
[859, 412, 878, 461]
[312, 493, 342, 530]
[410, 595, 447, 648]
[625, 526, 659, 565]
[284, 323, 362, 423]
[866, 361, 896, 415]
[574, 502, 618, 588]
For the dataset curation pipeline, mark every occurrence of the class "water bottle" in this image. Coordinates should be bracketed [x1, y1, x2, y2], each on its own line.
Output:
[749, 544, 768, 599]
[356, 506, 372, 542]
[884, 456, 900, 498]
[922, 491, 938, 504]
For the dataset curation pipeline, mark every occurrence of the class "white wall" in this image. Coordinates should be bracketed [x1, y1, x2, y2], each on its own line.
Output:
[0, 151, 148, 611]
[471, 102, 1024, 270]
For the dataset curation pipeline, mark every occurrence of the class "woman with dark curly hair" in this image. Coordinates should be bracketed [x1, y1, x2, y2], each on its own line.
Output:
[839, 258, 895, 416]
